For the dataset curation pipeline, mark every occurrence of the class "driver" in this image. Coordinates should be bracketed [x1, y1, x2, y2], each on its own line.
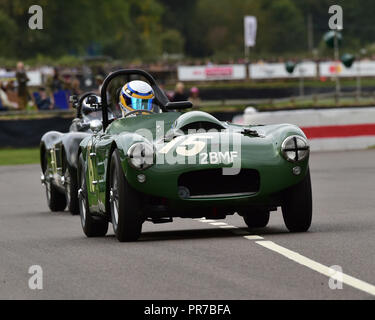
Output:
[119, 80, 155, 117]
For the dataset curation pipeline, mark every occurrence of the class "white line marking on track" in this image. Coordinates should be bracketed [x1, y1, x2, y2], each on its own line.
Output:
[210, 222, 228, 226]
[256, 241, 375, 297]
[219, 225, 238, 229]
[194, 218, 375, 296]
[244, 235, 264, 240]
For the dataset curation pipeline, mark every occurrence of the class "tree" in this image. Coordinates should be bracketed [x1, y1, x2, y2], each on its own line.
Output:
[0, 0, 375, 62]
[0, 9, 17, 57]
[258, 0, 305, 54]
[161, 29, 184, 54]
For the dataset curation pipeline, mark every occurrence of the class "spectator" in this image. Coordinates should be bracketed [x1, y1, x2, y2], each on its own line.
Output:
[47, 68, 70, 109]
[47, 67, 64, 94]
[172, 82, 188, 102]
[15, 61, 29, 110]
[34, 87, 52, 110]
[188, 87, 201, 108]
[63, 75, 72, 91]
[95, 75, 104, 94]
[71, 78, 82, 96]
[5, 80, 15, 90]
[0, 81, 18, 110]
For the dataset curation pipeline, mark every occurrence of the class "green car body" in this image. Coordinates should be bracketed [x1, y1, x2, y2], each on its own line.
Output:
[77, 69, 312, 241]
[80, 111, 308, 214]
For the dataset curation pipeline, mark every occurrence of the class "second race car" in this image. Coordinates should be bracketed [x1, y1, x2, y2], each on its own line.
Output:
[40, 92, 110, 214]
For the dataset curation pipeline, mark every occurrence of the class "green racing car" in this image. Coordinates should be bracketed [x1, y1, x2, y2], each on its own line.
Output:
[77, 69, 312, 242]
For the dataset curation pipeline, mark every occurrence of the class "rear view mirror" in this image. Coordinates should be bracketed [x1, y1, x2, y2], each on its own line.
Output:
[69, 95, 79, 108]
[87, 95, 99, 106]
[165, 101, 193, 110]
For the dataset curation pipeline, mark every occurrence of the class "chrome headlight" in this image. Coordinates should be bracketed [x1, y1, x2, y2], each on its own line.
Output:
[281, 135, 309, 162]
[127, 142, 154, 170]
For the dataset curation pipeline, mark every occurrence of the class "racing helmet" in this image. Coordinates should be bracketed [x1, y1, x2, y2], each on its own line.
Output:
[119, 80, 155, 116]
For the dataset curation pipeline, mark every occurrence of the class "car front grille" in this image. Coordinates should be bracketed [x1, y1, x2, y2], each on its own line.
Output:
[177, 168, 260, 199]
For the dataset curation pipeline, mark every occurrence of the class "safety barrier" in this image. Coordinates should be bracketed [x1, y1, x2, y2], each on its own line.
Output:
[239, 106, 375, 151]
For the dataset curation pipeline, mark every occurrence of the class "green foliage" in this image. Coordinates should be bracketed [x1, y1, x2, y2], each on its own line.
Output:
[0, 0, 374, 63]
[161, 29, 184, 54]
[259, 0, 305, 54]
[0, 9, 17, 57]
[0, 0, 164, 62]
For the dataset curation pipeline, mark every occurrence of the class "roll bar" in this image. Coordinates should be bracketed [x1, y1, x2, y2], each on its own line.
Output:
[100, 69, 170, 130]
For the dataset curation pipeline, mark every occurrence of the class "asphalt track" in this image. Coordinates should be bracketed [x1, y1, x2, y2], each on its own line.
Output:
[0, 150, 374, 300]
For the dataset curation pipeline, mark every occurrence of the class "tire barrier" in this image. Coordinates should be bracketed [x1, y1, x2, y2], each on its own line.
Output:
[0, 117, 73, 148]
[240, 106, 375, 151]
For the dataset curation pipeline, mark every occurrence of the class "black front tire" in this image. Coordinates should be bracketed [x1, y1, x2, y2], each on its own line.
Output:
[110, 149, 143, 242]
[78, 154, 108, 237]
[282, 169, 312, 232]
[64, 162, 79, 215]
[44, 155, 66, 212]
[243, 211, 270, 228]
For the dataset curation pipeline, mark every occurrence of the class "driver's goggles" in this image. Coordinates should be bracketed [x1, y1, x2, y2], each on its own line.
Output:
[125, 96, 153, 111]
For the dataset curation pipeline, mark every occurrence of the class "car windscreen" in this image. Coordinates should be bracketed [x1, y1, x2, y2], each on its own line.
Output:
[82, 110, 115, 123]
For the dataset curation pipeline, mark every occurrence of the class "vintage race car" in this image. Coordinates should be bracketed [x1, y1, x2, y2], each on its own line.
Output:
[40, 92, 107, 214]
[77, 69, 312, 242]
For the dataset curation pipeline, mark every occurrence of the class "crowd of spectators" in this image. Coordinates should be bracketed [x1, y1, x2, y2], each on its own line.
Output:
[0, 61, 203, 112]
[0, 63, 95, 112]
[3, 55, 375, 113]
[2, 57, 335, 113]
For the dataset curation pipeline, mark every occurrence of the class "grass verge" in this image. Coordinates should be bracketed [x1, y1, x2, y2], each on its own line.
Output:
[0, 148, 40, 166]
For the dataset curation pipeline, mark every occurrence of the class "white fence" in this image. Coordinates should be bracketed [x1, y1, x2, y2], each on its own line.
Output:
[177, 60, 375, 81]
[249, 62, 317, 79]
[177, 65, 247, 81]
[239, 107, 375, 151]
[319, 61, 375, 78]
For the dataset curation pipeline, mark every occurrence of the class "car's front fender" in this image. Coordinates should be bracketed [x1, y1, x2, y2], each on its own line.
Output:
[61, 132, 91, 169]
[40, 131, 63, 171]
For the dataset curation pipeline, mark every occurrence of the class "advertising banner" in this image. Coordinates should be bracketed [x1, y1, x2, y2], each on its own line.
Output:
[319, 61, 375, 77]
[177, 65, 247, 81]
[249, 62, 317, 79]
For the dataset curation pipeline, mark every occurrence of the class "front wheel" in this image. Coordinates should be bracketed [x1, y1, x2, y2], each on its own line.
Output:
[63, 162, 79, 215]
[44, 154, 66, 212]
[282, 169, 312, 232]
[243, 211, 270, 228]
[110, 149, 143, 242]
[78, 154, 108, 237]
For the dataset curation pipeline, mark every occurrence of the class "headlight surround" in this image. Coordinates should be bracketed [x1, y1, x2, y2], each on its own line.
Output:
[281, 135, 309, 162]
[127, 142, 154, 170]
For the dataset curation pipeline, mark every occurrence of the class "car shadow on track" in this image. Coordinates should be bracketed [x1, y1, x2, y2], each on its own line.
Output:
[1, 210, 79, 219]
[105, 226, 288, 242]
[140, 228, 249, 242]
